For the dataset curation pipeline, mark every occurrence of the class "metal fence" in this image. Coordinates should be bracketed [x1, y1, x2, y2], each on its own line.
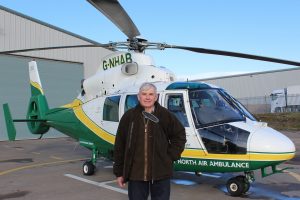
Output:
[237, 94, 300, 114]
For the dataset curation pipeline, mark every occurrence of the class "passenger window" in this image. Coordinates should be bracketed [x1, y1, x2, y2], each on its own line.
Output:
[166, 94, 189, 127]
[125, 95, 138, 112]
[103, 96, 121, 122]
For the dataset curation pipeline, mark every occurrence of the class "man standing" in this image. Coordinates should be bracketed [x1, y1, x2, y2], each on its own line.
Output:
[113, 82, 186, 200]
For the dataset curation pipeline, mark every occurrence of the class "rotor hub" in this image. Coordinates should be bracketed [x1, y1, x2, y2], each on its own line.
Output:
[128, 37, 148, 52]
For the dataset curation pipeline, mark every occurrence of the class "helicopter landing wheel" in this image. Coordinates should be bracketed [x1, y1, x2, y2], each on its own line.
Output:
[226, 177, 246, 197]
[83, 161, 95, 176]
[236, 175, 250, 194]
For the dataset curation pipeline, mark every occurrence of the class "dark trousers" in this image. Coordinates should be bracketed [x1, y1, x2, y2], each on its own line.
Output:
[128, 179, 170, 200]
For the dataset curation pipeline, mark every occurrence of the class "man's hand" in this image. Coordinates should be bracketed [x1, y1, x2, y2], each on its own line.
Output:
[117, 176, 126, 187]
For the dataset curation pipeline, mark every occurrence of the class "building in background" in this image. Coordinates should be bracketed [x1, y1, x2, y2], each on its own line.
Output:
[196, 68, 300, 114]
[0, 5, 112, 140]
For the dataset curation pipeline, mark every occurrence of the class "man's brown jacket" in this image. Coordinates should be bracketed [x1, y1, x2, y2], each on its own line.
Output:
[113, 102, 186, 182]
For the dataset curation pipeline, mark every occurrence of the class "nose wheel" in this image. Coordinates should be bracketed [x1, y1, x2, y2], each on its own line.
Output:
[82, 146, 99, 176]
[83, 160, 95, 175]
[226, 175, 250, 196]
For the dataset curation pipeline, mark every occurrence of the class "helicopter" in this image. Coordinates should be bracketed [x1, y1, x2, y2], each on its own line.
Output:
[1, 0, 299, 197]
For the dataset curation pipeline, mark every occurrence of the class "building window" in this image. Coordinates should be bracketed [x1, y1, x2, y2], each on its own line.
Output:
[103, 96, 121, 122]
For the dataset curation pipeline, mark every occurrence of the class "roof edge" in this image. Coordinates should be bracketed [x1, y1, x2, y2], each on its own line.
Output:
[194, 67, 300, 81]
[0, 5, 103, 46]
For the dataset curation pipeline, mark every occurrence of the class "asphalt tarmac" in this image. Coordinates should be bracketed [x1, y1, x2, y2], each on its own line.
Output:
[0, 131, 299, 200]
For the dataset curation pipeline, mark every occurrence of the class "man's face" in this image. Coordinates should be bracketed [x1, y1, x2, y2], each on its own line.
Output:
[138, 88, 158, 110]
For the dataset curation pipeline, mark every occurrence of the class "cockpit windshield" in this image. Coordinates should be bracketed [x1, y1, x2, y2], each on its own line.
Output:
[220, 89, 256, 121]
[189, 89, 245, 128]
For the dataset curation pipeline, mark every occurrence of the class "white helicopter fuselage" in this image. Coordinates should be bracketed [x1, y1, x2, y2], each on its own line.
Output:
[71, 51, 295, 173]
[82, 51, 175, 101]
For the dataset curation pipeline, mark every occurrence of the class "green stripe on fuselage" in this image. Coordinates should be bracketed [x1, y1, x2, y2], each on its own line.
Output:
[44, 105, 114, 158]
[174, 157, 284, 173]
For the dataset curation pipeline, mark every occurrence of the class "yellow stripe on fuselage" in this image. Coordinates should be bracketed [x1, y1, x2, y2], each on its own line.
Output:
[249, 152, 295, 161]
[181, 149, 206, 158]
[62, 99, 83, 108]
[73, 100, 115, 145]
[181, 149, 295, 161]
[30, 81, 44, 94]
[69, 99, 295, 162]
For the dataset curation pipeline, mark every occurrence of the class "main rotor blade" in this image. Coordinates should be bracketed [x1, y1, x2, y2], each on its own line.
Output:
[87, 0, 140, 39]
[166, 45, 300, 67]
[0, 44, 112, 54]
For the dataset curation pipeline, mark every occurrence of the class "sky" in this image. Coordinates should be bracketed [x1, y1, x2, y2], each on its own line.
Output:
[0, 0, 299, 80]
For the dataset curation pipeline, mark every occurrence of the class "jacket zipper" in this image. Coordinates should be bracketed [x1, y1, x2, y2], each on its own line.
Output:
[128, 122, 134, 149]
[151, 123, 156, 184]
[144, 119, 149, 181]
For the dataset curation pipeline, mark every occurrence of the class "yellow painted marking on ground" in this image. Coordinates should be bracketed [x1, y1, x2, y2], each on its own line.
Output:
[287, 170, 300, 182]
[277, 167, 300, 182]
[0, 158, 88, 176]
[50, 156, 63, 160]
[285, 170, 300, 182]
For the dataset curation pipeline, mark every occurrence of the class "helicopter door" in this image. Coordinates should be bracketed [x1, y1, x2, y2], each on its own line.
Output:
[161, 91, 203, 149]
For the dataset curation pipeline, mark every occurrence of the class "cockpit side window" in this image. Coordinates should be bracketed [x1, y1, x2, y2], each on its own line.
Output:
[103, 95, 121, 122]
[165, 94, 189, 127]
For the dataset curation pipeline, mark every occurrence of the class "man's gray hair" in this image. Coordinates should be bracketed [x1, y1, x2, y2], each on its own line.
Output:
[139, 82, 157, 94]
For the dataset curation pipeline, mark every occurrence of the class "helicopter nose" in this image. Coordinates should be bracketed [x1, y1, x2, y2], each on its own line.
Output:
[249, 126, 295, 162]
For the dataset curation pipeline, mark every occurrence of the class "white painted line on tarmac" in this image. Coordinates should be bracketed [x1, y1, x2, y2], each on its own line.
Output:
[104, 165, 113, 169]
[64, 174, 128, 195]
